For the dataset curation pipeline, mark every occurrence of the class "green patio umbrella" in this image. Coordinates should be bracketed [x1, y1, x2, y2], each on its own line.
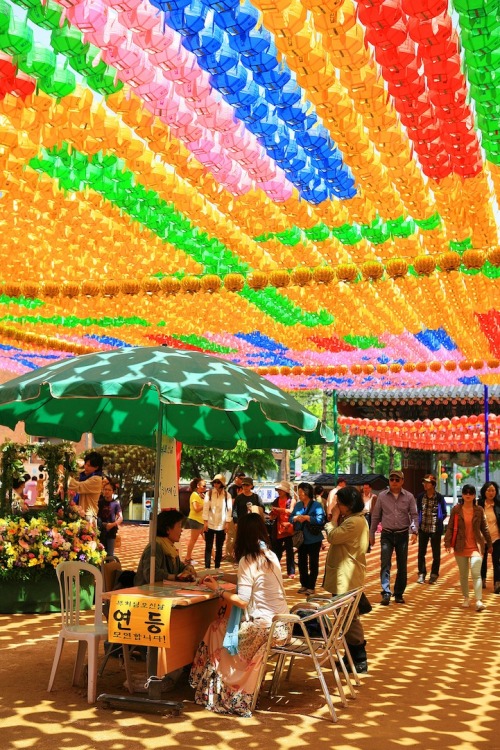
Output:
[0, 345, 332, 448]
[0, 346, 333, 583]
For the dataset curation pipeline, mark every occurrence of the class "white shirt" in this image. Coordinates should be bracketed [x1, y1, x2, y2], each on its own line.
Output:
[327, 485, 344, 517]
[238, 550, 288, 626]
[203, 488, 232, 530]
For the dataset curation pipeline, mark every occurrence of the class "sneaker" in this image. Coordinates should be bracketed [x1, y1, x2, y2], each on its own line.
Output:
[380, 593, 391, 606]
[428, 574, 439, 584]
[287, 573, 295, 579]
[417, 574, 425, 584]
[297, 586, 308, 593]
[394, 596, 406, 604]
[306, 588, 315, 595]
[462, 597, 470, 608]
[476, 600, 485, 612]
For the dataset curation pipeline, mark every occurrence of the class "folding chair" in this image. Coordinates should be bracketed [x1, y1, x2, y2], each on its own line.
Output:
[305, 587, 364, 691]
[251, 592, 358, 722]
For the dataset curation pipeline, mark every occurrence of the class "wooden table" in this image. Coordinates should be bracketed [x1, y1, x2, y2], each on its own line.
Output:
[103, 581, 231, 672]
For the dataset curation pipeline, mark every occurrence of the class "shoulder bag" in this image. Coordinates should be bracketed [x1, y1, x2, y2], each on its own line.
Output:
[292, 500, 314, 547]
[450, 511, 459, 548]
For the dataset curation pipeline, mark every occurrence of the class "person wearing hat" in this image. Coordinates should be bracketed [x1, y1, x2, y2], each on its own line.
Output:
[269, 481, 296, 578]
[203, 474, 232, 569]
[416, 474, 448, 585]
[232, 477, 265, 525]
[369, 470, 419, 605]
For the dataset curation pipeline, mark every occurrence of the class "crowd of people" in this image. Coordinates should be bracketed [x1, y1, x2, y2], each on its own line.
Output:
[9, 450, 500, 716]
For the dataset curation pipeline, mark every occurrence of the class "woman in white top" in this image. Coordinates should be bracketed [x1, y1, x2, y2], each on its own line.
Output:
[203, 474, 232, 569]
[190, 513, 290, 716]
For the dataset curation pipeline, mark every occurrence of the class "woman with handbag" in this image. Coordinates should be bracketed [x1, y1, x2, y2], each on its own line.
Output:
[323, 486, 370, 673]
[444, 484, 492, 611]
[289, 481, 326, 595]
[190, 513, 290, 716]
[478, 481, 500, 592]
[269, 481, 296, 579]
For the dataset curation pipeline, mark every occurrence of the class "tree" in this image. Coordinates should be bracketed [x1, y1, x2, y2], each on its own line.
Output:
[99, 444, 156, 511]
[180, 441, 277, 483]
[287, 390, 402, 478]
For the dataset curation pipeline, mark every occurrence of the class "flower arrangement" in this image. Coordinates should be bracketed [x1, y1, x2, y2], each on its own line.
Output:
[0, 502, 105, 583]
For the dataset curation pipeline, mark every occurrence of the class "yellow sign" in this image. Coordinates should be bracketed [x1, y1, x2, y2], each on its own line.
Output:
[108, 594, 173, 647]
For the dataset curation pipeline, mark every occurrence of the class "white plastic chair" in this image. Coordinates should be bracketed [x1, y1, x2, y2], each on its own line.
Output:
[48, 561, 108, 704]
[251, 591, 360, 722]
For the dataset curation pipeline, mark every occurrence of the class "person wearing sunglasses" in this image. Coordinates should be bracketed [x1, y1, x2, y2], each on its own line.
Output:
[444, 484, 492, 611]
[369, 470, 418, 606]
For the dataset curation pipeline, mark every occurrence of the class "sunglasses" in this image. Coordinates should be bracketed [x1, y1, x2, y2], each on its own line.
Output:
[462, 491, 475, 495]
[389, 477, 403, 481]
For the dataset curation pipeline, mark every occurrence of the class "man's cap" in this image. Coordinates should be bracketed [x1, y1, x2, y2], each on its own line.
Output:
[241, 476, 254, 486]
[389, 470, 404, 480]
[235, 471, 245, 478]
[422, 474, 437, 485]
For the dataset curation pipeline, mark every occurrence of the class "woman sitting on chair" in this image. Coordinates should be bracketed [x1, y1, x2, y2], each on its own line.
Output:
[134, 510, 196, 585]
[190, 513, 290, 716]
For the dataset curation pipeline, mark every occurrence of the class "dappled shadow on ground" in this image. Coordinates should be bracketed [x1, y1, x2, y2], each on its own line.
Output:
[2, 525, 499, 750]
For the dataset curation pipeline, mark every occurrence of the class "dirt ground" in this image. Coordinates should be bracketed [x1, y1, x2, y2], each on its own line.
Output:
[1, 524, 498, 750]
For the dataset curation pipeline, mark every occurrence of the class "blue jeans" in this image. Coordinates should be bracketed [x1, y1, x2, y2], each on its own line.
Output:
[417, 529, 442, 578]
[380, 530, 409, 597]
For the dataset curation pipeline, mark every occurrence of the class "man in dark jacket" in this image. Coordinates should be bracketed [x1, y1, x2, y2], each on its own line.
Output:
[416, 474, 447, 585]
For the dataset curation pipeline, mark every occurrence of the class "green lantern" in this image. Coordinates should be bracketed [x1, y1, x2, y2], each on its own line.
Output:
[0, 1, 11, 35]
[41, 62, 76, 98]
[0, 13, 33, 57]
[27, 0, 63, 30]
[87, 67, 123, 95]
[51, 24, 89, 58]
[304, 223, 330, 241]
[19, 44, 56, 79]
[69, 44, 106, 76]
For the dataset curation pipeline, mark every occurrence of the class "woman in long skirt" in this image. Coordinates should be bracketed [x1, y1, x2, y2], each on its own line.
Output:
[190, 513, 290, 716]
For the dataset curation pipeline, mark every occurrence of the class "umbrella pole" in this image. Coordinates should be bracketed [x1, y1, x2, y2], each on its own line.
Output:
[149, 401, 164, 585]
[146, 402, 164, 688]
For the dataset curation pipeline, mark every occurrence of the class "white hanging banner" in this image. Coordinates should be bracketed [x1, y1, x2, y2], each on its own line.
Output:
[159, 435, 179, 510]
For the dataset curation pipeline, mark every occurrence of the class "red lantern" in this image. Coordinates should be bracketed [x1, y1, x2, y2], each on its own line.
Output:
[357, 0, 401, 27]
[407, 12, 452, 47]
[402, 0, 447, 19]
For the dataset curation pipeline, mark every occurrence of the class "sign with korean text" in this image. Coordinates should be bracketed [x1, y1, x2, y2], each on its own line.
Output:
[108, 594, 173, 646]
[159, 435, 179, 510]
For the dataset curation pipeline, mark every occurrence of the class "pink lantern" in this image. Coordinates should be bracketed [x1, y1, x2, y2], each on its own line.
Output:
[135, 26, 177, 53]
[107, 0, 141, 10]
[66, 0, 108, 33]
[121, 1, 158, 32]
